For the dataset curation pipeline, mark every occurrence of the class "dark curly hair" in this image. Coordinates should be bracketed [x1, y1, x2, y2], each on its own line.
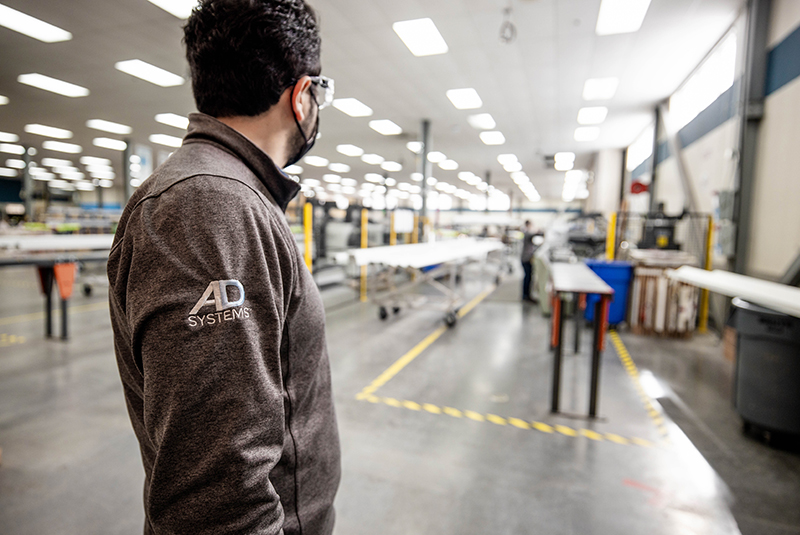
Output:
[183, 0, 321, 118]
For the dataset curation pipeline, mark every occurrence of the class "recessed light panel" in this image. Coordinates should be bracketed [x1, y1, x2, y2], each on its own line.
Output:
[155, 113, 189, 129]
[479, 131, 506, 145]
[18, 73, 89, 97]
[336, 144, 364, 157]
[80, 156, 112, 166]
[0, 4, 72, 43]
[0, 95, 8, 105]
[361, 154, 385, 166]
[0, 131, 19, 143]
[427, 151, 446, 163]
[0, 143, 25, 155]
[24, 124, 73, 139]
[392, 18, 449, 57]
[332, 98, 373, 117]
[439, 160, 459, 171]
[596, 0, 652, 36]
[369, 120, 403, 136]
[94, 138, 128, 151]
[115, 60, 185, 87]
[42, 141, 82, 154]
[328, 163, 351, 174]
[87, 119, 133, 135]
[284, 165, 303, 175]
[304, 156, 329, 167]
[577, 106, 609, 125]
[467, 113, 496, 130]
[574, 127, 600, 142]
[583, 78, 618, 101]
[381, 161, 403, 172]
[406, 142, 423, 154]
[149, 134, 182, 148]
[446, 88, 483, 110]
[147, 0, 198, 19]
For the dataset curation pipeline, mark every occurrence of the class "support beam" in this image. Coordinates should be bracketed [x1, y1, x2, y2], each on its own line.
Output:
[734, 0, 771, 275]
[22, 147, 33, 220]
[420, 120, 431, 238]
[123, 141, 133, 204]
[659, 103, 701, 212]
[648, 106, 662, 212]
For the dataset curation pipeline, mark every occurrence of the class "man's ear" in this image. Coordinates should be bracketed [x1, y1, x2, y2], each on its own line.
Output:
[291, 76, 313, 122]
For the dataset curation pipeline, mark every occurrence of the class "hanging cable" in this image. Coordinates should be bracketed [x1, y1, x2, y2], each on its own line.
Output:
[500, 2, 517, 44]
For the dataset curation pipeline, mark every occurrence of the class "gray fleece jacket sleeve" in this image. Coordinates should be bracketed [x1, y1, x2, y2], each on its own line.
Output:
[122, 176, 296, 533]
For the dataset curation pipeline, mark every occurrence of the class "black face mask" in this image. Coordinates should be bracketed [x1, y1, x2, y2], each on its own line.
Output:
[285, 96, 319, 168]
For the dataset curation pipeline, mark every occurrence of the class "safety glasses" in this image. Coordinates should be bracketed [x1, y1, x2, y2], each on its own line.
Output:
[308, 75, 335, 110]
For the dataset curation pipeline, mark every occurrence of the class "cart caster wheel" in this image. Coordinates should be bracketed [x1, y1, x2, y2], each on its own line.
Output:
[392, 306, 401, 315]
[445, 312, 458, 328]
[82, 284, 92, 297]
[495, 275, 502, 285]
[379, 307, 389, 321]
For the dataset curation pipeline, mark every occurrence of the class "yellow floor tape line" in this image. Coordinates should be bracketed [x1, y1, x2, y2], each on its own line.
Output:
[609, 330, 671, 442]
[0, 301, 109, 327]
[359, 394, 655, 449]
[356, 285, 497, 400]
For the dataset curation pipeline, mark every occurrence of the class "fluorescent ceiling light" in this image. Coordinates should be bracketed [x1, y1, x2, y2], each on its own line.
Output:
[86, 119, 133, 135]
[574, 127, 600, 142]
[32, 173, 54, 181]
[43, 140, 82, 153]
[336, 144, 364, 158]
[323, 174, 341, 184]
[328, 163, 351, 173]
[381, 161, 403, 172]
[411, 172, 423, 182]
[439, 160, 459, 171]
[480, 131, 506, 145]
[80, 156, 111, 166]
[577, 106, 609, 125]
[90, 170, 116, 180]
[0, 168, 17, 178]
[467, 113, 496, 130]
[98, 179, 114, 188]
[0, 95, 8, 105]
[146, 0, 198, 19]
[303, 179, 320, 187]
[427, 151, 446, 163]
[497, 154, 518, 166]
[554, 152, 576, 163]
[155, 113, 190, 130]
[0, 4, 72, 43]
[341, 178, 358, 188]
[5, 159, 25, 169]
[458, 172, 475, 181]
[406, 142, 423, 154]
[503, 161, 523, 173]
[92, 137, 127, 151]
[365, 173, 383, 183]
[75, 181, 95, 191]
[115, 59, 184, 87]
[583, 77, 618, 101]
[304, 155, 329, 167]
[284, 164, 303, 175]
[596, 0, 652, 36]
[41, 158, 72, 167]
[332, 98, 373, 117]
[554, 160, 574, 171]
[361, 154, 385, 166]
[369, 119, 403, 136]
[60, 171, 86, 180]
[0, 131, 18, 143]
[446, 88, 483, 110]
[148, 133, 180, 147]
[24, 123, 72, 139]
[392, 18, 449, 57]
[0, 143, 25, 155]
[18, 73, 89, 97]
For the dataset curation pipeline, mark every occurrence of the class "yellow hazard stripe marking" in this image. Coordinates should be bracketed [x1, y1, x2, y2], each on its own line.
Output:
[609, 330, 670, 442]
[0, 333, 26, 347]
[356, 285, 496, 400]
[359, 394, 654, 448]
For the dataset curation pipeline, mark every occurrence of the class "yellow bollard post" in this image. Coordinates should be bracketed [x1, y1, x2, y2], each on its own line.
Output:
[303, 201, 313, 274]
[605, 212, 617, 261]
[412, 214, 419, 244]
[698, 215, 714, 333]
[360, 208, 368, 302]
[390, 211, 397, 246]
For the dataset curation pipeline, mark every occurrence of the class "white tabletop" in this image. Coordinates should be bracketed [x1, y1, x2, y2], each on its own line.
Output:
[668, 266, 800, 318]
[551, 262, 614, 295]
[349, 238, 503, 269]
[0, 234, 114, 252]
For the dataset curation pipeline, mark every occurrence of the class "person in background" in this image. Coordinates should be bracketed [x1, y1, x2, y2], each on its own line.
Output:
[107, 1, 340, 533]
[521, 220, 537, 302]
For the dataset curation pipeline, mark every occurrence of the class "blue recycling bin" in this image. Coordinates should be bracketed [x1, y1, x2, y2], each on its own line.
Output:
[583, 260, 634, 325]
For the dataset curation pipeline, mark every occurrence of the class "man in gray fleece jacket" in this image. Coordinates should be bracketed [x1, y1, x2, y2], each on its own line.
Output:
[108, 1, 340, 533]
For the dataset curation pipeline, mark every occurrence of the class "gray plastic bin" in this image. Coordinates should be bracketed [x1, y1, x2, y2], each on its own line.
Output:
[733, 298, 800, 435]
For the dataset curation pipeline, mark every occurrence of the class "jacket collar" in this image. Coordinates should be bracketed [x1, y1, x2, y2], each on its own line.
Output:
[183, 113, 301, 212]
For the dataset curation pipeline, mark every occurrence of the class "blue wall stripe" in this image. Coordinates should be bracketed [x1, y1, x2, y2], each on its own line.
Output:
[766, 23, 800, 96]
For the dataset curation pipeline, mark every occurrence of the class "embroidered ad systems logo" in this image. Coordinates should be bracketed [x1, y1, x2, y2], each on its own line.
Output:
[188, 280, 252, 328]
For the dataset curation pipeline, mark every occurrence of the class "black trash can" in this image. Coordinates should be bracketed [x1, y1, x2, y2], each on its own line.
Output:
[733, 298, 800, 435]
